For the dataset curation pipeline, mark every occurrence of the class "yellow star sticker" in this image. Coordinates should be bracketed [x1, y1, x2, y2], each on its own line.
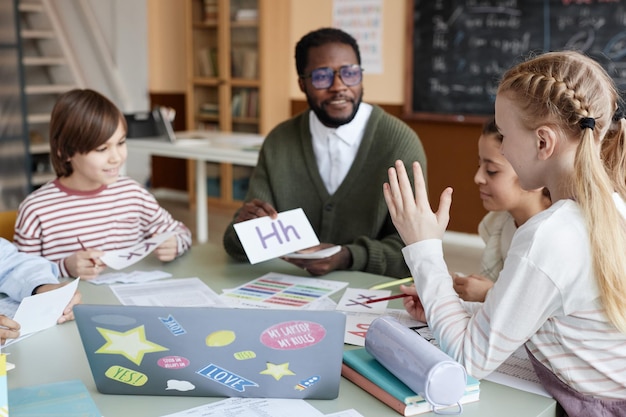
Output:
[259, 362, 296, 381]
[95, 325, 168, 365]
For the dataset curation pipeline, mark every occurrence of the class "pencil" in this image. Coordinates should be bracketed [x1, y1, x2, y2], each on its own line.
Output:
[77, 237, 98, 267]
[368, 277, 413, 290]
[365, 293, 412, 304]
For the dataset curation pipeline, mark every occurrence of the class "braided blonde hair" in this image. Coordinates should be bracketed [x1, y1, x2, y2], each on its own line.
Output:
[498, 50, 626, 333]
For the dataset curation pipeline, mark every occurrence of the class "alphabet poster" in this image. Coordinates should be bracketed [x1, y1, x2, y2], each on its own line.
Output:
[233, 209, 320, 264]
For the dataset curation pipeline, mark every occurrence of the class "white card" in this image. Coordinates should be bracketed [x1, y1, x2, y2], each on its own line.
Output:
[233, 208, 320, 264]
[13, 278, 80, 335]
[100, 231, 175, 270]
[283, 245, 341, 259]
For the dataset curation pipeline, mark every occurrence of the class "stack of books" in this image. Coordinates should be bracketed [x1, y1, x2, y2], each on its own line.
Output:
[343, 348, 480, 416]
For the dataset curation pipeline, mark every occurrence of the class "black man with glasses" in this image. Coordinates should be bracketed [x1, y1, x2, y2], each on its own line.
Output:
[223, 27, 427, 279]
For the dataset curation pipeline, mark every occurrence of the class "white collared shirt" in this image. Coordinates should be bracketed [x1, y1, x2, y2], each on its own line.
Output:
[310, 103, 373, 194]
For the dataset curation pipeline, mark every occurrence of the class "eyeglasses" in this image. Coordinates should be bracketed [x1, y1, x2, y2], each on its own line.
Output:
[300, 65, 364, 89]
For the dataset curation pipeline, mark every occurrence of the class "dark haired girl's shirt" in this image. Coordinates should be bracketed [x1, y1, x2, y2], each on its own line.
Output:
[222, 105, 427, 278]
[14, 177, 192, 277]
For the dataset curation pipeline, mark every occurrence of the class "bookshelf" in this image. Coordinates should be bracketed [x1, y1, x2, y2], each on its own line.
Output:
[185, 0, 290, 209]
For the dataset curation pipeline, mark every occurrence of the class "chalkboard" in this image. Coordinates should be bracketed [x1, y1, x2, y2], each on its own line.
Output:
[406, 0, 626, 122]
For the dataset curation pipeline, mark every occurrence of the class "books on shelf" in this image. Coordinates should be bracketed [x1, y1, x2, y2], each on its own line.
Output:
[198, 47, 218, 78]
[343, 348, 480, 416]
[203, 0, 218, 23]
[200, 102, 219, 117]
[231, 47, 258, 79]
[231, 89, 258, 119]
[233, 8, 258, 22]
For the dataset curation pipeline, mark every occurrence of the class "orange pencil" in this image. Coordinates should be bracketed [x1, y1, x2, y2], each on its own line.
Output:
[365, 293, 411, 304]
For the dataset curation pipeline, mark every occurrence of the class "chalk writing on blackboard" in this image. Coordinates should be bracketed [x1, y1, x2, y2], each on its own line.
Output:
[408, 0, 626, 120]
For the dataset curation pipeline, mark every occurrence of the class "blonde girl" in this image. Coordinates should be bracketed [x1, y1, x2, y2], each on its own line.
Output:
[384, 51, 626, 415]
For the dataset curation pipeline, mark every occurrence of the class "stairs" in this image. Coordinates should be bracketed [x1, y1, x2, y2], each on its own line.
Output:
[17, 0, 85, 188]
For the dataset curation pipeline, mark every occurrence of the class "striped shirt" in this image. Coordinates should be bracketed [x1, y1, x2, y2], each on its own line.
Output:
[14, 177, 192, 277]
[403, 196, 626, 398]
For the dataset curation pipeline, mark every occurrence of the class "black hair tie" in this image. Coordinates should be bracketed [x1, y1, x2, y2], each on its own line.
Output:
[579, 117, 595, 130]
[613, 108, 625, 122]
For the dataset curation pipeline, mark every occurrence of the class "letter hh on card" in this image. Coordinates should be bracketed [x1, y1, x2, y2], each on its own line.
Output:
[233, 208, 320, 264]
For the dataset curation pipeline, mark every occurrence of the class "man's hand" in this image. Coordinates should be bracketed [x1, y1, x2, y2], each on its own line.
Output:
[282, 244, 352, 276]
[234, 199, 278, 222]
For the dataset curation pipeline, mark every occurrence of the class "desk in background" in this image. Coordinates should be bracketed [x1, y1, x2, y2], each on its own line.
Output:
[5, 243, 558, 417]
[126, 131, 263, 244]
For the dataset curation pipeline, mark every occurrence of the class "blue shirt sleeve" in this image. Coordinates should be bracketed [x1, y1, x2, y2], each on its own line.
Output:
[0, 238, 60, 302]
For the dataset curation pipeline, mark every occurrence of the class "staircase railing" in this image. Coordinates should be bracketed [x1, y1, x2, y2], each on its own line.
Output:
[43, 0, 132, 110]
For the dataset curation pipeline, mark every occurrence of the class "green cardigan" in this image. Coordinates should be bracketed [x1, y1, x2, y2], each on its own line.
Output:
[223, 105, 427, 278]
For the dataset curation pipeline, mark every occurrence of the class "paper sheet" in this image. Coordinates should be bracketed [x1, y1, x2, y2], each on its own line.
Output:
[100, 231, 175, 270]
[159, 397, 325, 417]
[87, 270, 172, 285]
[343, 308, 425, 346]
[109, 278, 223, 307]
[484, 347, 551, 398]
[12, 278, 79, 335]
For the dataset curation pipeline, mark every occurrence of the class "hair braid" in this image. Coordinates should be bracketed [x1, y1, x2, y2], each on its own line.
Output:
[499, 51, 626, 333]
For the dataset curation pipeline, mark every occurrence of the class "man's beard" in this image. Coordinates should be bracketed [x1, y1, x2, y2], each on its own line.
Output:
[307, 93, 362, 128]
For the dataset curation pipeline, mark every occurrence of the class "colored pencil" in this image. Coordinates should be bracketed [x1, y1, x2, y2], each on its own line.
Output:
[365, 293, 412, 304]
[77, 237, 98, 267]
[368, 277, 413, 290]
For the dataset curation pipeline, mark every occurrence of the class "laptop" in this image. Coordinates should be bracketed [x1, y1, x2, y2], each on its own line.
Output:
[124, 106, 176, 142]
[74, 304, 346, 399]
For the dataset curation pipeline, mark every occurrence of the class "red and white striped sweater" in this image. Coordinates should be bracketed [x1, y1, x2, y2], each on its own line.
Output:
[14, 177, 192, 277]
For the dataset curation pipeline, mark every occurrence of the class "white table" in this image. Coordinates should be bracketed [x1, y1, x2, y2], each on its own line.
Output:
[5, 242, 559, 417]
[126, 131, 262, 243]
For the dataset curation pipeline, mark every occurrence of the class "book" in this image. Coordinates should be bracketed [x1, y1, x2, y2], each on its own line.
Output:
[343, 348, 479, 416]
[8, 379, 102, 416]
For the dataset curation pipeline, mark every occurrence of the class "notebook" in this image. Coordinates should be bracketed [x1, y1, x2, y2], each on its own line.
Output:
[74, 304, 346, 399]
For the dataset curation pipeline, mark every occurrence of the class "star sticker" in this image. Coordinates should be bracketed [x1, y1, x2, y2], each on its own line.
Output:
[95, 325, 168, 365]
[259, 362, 296, 381]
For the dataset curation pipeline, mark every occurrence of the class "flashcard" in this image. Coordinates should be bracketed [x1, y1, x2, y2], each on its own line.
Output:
[336, 288, 391, 313]
[233, 208, 320, 264]
[344, 314, 377, 346]
[13, 277, 80, 336]
[100, 231, 175, 270]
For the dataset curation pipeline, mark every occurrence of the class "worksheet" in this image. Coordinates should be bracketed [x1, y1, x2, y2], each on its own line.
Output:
[109, 277, 223, 307]
[219, 272, 348, 309]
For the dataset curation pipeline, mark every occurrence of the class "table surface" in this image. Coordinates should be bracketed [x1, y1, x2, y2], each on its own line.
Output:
[5, 243, 558, 417]
[126, 130, 263, 166]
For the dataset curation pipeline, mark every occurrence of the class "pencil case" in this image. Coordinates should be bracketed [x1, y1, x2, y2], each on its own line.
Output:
[365, 316, 467, 414]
